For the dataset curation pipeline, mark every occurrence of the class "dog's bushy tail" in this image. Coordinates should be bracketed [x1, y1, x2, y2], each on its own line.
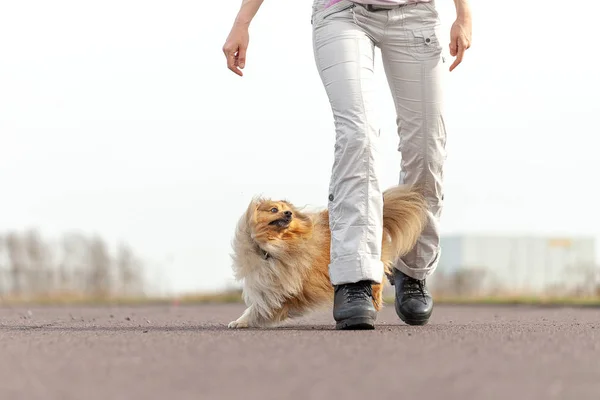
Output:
[381, 185, 429, 279]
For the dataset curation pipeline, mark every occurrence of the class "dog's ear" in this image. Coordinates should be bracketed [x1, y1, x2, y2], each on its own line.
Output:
[290, 204, 311, 224]
[245, 196, 263, 226]
[298, 211, 315, 235]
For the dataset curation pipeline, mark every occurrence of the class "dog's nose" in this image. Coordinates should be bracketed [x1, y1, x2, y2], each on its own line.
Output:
[283, 211, 292, 218]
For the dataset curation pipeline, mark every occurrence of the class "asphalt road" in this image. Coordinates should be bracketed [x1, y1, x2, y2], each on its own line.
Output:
[0, 303, 599, 400]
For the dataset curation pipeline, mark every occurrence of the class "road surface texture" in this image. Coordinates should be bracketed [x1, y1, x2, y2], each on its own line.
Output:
[0, 303, 599, 400]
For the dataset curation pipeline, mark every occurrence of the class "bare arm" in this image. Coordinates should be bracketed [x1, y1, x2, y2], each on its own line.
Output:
[449, 0, 472, 72]
[453, 0, 471, 20]
[233, 0, 264, 27]
[222, 0, 265, 76]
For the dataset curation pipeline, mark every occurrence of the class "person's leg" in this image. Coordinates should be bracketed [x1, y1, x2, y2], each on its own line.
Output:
[379, 2, 446, 325]
[311, 0, 385, 329]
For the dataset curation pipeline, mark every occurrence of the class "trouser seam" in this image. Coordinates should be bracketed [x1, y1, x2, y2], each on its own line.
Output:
[417, 61, 429, 263]
[353, 34, 372, 282]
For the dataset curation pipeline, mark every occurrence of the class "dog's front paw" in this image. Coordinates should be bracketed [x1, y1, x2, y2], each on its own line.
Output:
[228, 319, 249, 329]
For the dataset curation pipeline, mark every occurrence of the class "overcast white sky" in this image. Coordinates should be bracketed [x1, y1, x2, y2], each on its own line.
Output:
[1, 0, 599, 295]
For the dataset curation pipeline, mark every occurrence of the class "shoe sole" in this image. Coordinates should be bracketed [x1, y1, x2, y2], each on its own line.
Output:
[395, 307, 431, 326]
[335, 316, 375, 330]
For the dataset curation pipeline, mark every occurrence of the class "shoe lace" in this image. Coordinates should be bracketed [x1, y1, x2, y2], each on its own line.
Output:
[403, 277, 428, 298]
[344, 282, 372, 302]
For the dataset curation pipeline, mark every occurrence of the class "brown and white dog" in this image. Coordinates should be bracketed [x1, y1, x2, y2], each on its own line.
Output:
[228, 184, 428, 329]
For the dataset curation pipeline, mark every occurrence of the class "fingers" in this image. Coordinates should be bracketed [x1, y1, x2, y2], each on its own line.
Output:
[449, 40, 458, 57]
[224, 50, 242, 76]
[449, 38, 470, 72]
[449, 44, 464, 72]
[237, 47, 246, 70]
[223, 43, 244, 77]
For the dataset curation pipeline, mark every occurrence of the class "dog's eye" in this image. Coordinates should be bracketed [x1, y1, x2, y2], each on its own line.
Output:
[270, 207, 278, 213]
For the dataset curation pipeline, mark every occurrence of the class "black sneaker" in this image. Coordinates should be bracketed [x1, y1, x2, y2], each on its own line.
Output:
[333, 281, 377, 330]
[394, 270, 433, 326]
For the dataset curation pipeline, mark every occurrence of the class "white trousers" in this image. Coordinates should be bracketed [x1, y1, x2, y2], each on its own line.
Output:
[311, 0, 446, 285]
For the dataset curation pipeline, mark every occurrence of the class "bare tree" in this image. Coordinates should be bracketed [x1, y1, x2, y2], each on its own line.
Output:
[1, 229, 145, 299]
[60, 233, 89, 293]
[5, 233, 28, 296]
[23, 229, 54, 294]
[87, 236, 112, 297]
[116, 242, 143, 297]
[0, 234, 6, 294]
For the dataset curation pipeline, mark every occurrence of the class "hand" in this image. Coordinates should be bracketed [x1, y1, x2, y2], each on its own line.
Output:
[448, 16, 472, 72]
[223, 24, 249, 76]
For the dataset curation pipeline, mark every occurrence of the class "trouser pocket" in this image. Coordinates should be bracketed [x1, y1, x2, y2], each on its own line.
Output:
[408, 26, 442, 60]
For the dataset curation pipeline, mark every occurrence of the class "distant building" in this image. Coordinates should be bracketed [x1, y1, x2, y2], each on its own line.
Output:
[426, 235, 598, 297]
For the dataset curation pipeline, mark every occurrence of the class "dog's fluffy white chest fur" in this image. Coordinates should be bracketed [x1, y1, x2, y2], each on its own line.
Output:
[236, 254, 305, 319]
